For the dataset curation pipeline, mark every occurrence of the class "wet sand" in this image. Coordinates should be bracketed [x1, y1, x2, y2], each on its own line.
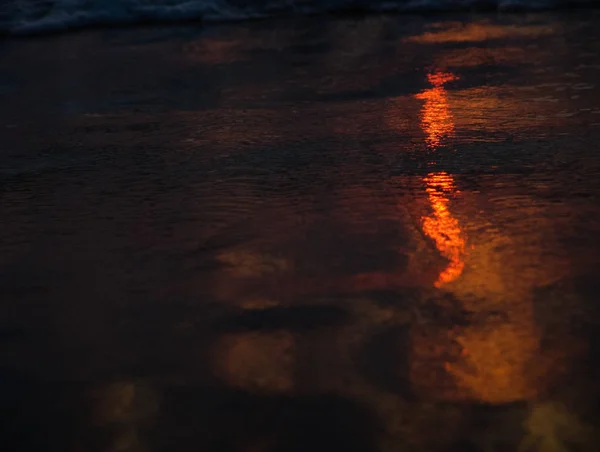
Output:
[2, 11, 600, 452]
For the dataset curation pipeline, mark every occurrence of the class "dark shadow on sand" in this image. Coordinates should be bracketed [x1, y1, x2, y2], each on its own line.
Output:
[214, 305, 350, 333]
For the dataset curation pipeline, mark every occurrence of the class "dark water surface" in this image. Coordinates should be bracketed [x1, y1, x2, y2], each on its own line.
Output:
[3, 12, 600, 452]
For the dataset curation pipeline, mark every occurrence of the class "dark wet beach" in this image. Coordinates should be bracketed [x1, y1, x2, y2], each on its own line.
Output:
[2, 11, 600, 451]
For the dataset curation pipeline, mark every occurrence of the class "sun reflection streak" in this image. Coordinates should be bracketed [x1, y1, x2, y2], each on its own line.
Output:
[415, 72, 458, 149]
[412, 70, 537, 403]
[422, 172, 466, 287]
[412, 71, 540, 404]
[409, 70, 574, 407]
[416, 71, 465, 287]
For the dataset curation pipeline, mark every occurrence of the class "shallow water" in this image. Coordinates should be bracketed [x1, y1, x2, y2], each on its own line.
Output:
[2, 11, 600, 452]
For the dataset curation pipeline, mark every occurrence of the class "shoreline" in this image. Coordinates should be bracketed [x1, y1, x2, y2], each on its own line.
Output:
[3, 2, 600, 39]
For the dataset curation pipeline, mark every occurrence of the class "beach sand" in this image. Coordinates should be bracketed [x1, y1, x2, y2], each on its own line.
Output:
[2, 11, 600, 452]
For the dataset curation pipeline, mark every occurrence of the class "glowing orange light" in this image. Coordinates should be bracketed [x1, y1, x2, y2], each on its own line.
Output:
[415, 72, 465, 286]
[415, 72, 458, 148]
[427, 72, 458, 87]
[409, 70, 572, 406]
[422, 172, 465, 287]
[443, 322, 540, 403]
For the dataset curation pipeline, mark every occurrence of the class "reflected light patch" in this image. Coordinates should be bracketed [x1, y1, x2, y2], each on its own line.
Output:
[422, 172, 466, 287]
[408, 68, 570, 406]
[405, 23, 554, 44]
[214, 332, 295, 393]
[81, 381, 158, 452]
[415, 72, 457, 148]
[415, 71, 465, 287]
[444, 322, 540, 403]
[521, 402, 596, 452]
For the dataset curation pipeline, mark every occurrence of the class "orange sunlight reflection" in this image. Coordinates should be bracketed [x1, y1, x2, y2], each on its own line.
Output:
[410, 71, 561, 405]
[422, 173, 466, 287]
[405, 22, 554, 44]
[416, 71, 465, 287]
[415, 72, 457, 148]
